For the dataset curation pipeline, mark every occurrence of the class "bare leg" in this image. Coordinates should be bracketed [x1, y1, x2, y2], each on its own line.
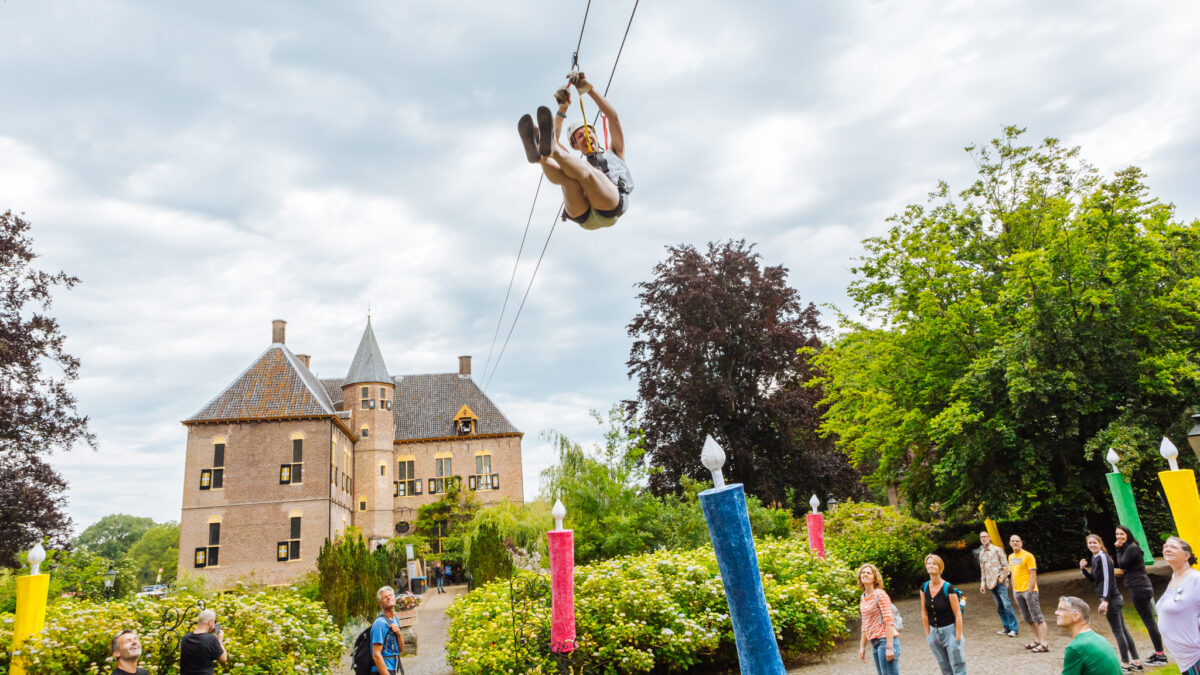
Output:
[537, 157, 590, 218]
[547, 142, 620, 211]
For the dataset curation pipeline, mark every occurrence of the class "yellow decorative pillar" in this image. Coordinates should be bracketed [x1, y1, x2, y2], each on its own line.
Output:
[10, 544, 50, 675]
[1158, 437, 1200, 570]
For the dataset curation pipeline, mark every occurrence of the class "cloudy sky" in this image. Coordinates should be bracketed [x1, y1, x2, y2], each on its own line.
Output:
[3, 1, 1199, 532]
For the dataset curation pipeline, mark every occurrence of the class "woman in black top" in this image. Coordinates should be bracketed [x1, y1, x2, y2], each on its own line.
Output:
[1114, 525, 1168, 665]
[1081, 533, 1143, 671]
[920, 554, 966, 675]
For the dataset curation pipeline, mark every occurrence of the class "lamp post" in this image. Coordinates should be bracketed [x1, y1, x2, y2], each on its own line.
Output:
[104, 564, 117, 600]
[1157, 437, 1200, 570]
[806, 495, 825, 559]
[826, 496, 839, 511]
[698, 436, 786, 674]
[1103, 448, 1154, 565]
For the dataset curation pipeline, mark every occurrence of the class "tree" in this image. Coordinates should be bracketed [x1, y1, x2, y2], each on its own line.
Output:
[414, 478, 479, 565]
[0, 210, 95, 567]
[76, 514, 155, 561]
[815, 127, 1200, 518]
[625, 240, 865, 509]
[124, 521, 179, 585]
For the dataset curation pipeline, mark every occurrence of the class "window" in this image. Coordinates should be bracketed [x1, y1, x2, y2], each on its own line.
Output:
[360, 386, 375, 410]
[396, 457, 416, 497]
[358, 497, 367, 511]
[470, 450, 493, 491]
[379, 387, 392, 411]
[379, 463, 386, 477]
[278, 514, 301, 561]
[361, 426, 369, 439]
[431, 453, 452, 495]
[453, 405, 478, 435]
[200, 440, 226, 490]
[280, 437, 303, 484]
[195, 517, 221, 568]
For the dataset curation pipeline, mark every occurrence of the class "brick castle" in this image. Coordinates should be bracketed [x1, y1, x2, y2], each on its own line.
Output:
[177, 319, 524, 587]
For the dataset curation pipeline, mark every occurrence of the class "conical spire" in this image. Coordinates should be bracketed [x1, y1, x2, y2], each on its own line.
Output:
[344, 319, 391, 385]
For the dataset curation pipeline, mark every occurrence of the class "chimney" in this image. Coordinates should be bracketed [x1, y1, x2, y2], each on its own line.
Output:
[296, 354, 311, 369]
[272, 319, 287, 344]
[458, 355, 471, 378]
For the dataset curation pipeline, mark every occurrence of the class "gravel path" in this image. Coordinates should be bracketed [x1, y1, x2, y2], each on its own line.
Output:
[396, 584, 465, 675]
[788, 563, 1175, 675]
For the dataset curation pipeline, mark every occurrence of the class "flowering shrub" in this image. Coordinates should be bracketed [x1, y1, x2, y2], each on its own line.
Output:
[815, 501, 937, 593]
[394, 592, 420, 611]
[0, 589, 341, 675]
[445, 538, 856, 673]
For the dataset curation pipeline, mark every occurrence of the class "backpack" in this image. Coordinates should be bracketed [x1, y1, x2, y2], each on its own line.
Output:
[923, 580, 966, 614]
[352, 615, 404, 675]
[870, 590, 904, 632]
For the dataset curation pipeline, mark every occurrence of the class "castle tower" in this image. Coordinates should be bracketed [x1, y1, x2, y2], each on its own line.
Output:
[343, 319, 396, 544]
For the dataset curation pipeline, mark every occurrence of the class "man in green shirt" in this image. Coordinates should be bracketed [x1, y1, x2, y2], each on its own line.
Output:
[1055, 596, 1122, 675]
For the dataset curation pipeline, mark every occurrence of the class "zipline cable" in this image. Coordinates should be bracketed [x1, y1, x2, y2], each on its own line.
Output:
[484, 0, 640, 392]
[481, 0, 593, 388]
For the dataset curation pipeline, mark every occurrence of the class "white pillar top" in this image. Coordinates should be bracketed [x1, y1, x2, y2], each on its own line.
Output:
[28, 542, 46, 576]
[1161, 437, 1180, 472]
[552, 499, 566, 530]
[700, 435, 726, 489]
[1106, 447, 1120, 473]
[809, 494, 820, 513]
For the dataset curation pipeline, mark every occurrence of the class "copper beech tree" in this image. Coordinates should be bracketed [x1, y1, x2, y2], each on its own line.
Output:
[625, 239, 865, 510]
[0, 210, 94, 567]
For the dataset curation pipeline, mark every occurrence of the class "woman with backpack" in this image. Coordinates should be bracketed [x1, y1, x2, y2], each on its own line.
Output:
[858, 563, 901, 675]
[920, 553, 966, 674]
[1113, 525, 1169, 666]
[1080, 532, 1144, 671]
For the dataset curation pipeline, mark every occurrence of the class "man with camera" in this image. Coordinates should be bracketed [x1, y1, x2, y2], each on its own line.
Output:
[180, 609, 227, 675]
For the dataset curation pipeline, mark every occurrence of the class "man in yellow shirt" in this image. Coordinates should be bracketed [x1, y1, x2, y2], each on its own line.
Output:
[1010, 534, 1049, 652]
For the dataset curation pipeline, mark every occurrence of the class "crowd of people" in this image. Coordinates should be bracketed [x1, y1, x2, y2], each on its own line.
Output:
[858, 533, 1200, 675]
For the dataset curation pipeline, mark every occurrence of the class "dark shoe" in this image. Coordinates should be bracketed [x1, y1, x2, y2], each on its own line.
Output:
[536, 106, 554, 156]
[517, 114, 540, 163]
[1145, 654, 1168, 666]
[1031, 643, 1049, 653]
[1123, 665, 1144, 672]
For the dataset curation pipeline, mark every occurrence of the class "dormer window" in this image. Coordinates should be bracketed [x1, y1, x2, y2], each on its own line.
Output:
[453, 405, 478, 436]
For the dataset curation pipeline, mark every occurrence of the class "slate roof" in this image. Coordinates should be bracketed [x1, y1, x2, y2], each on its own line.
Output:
[186, 345, 336, 422]
[344, 321, 391, 386]
[319, 373, 521, 441]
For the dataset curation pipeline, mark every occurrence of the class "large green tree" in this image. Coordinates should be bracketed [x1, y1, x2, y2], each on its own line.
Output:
[625, 240, 865, 509]
[76, 514, 155, 561]
[124, 521, 179, 585]
[815, 127, 1200, 518]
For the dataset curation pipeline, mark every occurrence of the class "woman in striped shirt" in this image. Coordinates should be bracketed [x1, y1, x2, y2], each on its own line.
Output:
[858, 563, 901, 675]
[1081, 533, 1143, 671]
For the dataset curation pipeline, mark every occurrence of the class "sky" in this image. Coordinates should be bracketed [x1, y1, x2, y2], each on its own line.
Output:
[3, 1, 1199, 532]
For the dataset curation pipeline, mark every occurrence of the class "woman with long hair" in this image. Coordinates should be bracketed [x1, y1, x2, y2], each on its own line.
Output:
[1113, 525, 1168, 666]
[1080, 532, 1143, 671]
[1158, 536, 1200, 675]
[919, 554, 966, 674]
[858, 563, 901, 675]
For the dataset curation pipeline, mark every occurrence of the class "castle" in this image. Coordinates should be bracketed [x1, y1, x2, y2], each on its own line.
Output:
[177, 319, 524, 587]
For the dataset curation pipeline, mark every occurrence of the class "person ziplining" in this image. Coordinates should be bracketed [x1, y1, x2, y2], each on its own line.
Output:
[517, 69, 634, 231]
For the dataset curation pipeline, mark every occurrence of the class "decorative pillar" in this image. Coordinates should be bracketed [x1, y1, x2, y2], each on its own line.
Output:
[1104, 448, 1154, 565]
[698, 437, 786, 675]
[11, 543, 50, 675]
[806, 495, 825, 559]
[1158, 437, 1200, 569]
[547, 499, 576, 653]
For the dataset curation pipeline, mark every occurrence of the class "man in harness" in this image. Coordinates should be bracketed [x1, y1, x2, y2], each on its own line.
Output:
[517, 70, 634, 230]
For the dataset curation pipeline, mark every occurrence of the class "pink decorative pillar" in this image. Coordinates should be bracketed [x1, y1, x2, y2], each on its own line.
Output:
[806, 494, 825, 559]
[547, 499, 576, 653]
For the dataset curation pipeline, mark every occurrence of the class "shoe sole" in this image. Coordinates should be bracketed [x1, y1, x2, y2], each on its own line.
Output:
[536, 106, 554, 156]
[517, 114, 540, 163]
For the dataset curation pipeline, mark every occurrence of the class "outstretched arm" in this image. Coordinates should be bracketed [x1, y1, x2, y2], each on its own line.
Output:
[571, 71, 624, 160]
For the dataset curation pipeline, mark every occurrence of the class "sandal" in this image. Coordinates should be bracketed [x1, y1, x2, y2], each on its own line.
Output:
[1031, 644, 1049, 653]
[1025, 642, 1038, 650]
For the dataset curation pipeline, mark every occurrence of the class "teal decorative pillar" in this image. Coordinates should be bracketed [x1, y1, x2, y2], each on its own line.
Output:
[1105, 448, 1153, 566]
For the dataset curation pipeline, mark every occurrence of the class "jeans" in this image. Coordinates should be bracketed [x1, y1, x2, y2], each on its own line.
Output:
[437, 576, 445, 592]
[870, 636, 901, 675]
[989, 582, 1020, 634]
[927, 624, 967, 674]
[1129, 583, 1164, 653]
[1104, 600, 1139, 663]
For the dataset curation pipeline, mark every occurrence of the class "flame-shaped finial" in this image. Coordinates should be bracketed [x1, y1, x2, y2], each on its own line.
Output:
[1106, 447, 1120, 473]
[28, 542, 46, 576]
[552, 499, 566, 530]
[701, 435, 726, 489]
[1161, 437, 1180, 471]
[809, 494, 820, 513]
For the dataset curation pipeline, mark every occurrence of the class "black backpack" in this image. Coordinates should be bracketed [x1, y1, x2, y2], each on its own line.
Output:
[352, 615, 404, 675]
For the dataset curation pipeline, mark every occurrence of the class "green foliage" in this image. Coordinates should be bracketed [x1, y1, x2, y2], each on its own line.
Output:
[0, 589, 341, 675]
[813, 501, 936, 593]
[461, 500, 549, 586]
[446, 538, 856, 674]
[11, 548, 139, 601]
[124, 522, 179, 586]
[539, 408, 794, 565]
[316, 529, 412, 626]
[815, 127, 1200, 517]
[414, 478, 478, 566]
[75, 514, 155, 561]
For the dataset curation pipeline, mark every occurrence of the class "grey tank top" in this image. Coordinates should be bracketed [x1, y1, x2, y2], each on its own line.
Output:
[585, 150, 634, 194]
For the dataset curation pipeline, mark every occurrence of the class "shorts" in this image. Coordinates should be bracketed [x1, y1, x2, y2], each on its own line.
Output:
[565, 193, 629, 231]
[1014, 589, 1044, 624]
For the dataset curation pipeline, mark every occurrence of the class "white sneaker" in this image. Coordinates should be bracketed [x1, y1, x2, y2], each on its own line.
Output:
[997, 630, 1009, 635]
[1007, 630, 1019, 637]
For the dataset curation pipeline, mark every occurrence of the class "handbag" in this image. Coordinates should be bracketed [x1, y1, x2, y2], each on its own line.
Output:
[873, 590, 903, 632]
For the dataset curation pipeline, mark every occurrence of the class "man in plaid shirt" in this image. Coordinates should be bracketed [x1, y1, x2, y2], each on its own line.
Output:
[979, 531, 1020, 637]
